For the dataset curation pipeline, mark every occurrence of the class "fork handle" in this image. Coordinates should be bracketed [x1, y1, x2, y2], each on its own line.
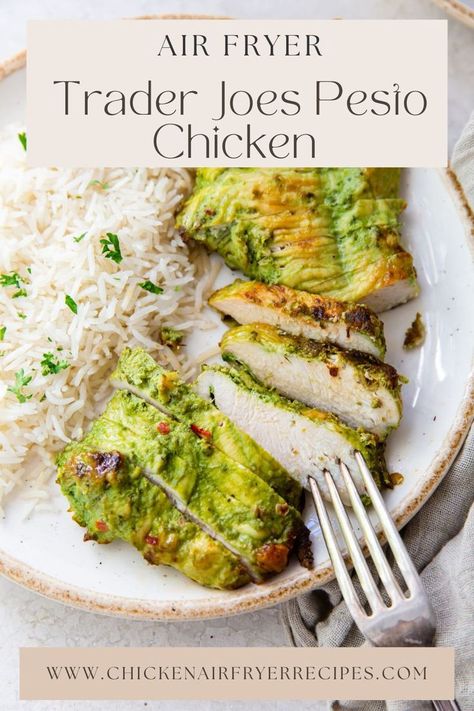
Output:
[432, 701, 462, 710]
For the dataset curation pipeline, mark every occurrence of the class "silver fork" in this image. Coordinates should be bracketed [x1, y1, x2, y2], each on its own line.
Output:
[308, 451, 461, 711]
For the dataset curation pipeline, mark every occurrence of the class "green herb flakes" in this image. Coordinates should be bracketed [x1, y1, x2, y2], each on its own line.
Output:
[40, 352, 70, 376]
[0, 327, 5, 341]
[17, 312, 27, 320]
[1, 272, 28, 298]
[65, 294, 78, 314]
[89, 180, 110, 190]
[100, 233, 123, 264]
[139, 280, 163, 295]
[7, 369, 32, 403]
[18, 132, 27, 151]
[73, 233, 87, 243]
[0, 272, 23, 288]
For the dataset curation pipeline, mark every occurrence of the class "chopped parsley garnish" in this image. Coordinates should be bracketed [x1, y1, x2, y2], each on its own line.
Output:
[139, 280, 163, 295]
[0, 326, 5, 341]
[17, 312, 27, 320]
[0, 272, 23, 288]
[7, 368, 32, 403]
[73, 233, 87, 243]
[40, 352, 70, 376]
[89, 180, 110, 190]
[100, 233, 123, 264]
[65, 294, 78, 314]
[1, 272, 28, 298]
[18, 132, 27, 151]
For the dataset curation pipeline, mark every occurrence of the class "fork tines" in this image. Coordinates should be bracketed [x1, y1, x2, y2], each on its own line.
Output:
[308, 452, 435, 646]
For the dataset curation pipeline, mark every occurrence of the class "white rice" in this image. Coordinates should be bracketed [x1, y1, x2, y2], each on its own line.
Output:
[0, 125, 217, 512]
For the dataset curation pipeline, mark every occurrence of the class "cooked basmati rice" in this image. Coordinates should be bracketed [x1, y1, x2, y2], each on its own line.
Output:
[0, 125, 218, 512]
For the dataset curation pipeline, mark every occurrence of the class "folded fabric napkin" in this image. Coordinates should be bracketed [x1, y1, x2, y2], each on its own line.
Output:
[451, 110, 474, 212]
[281, 114, 474, 711]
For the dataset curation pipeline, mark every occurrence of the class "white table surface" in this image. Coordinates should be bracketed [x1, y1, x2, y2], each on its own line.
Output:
[0, 2, 472, 710]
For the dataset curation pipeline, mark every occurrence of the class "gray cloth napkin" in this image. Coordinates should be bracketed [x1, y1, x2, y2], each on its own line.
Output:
[281, 115, 474, 710]
[451, 110, 474, 212]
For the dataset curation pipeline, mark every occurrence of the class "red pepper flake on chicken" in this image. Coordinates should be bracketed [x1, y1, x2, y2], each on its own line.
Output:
[190, 423, 212, 440]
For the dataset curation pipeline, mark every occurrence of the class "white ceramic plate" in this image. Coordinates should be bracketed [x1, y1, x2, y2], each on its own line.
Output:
[0, 52, 473, 620]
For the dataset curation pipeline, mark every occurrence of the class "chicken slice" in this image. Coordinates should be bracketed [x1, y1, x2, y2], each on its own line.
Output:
[101, 391, 311, 581]
[57, 433, 251, 590]
[209, 280, 386, 358]
[176, 167, 419, 310]
[111, 347, 302, 509]
[221, 324, 402, 438]
[196, 366, 390, 506]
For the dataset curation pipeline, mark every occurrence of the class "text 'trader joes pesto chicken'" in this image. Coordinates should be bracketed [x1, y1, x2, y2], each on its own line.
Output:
[176, 168, 419, 311]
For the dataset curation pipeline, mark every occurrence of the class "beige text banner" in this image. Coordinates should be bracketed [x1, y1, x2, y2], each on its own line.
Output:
[27, 19, 447, 167]
[20, 646, 455, 700]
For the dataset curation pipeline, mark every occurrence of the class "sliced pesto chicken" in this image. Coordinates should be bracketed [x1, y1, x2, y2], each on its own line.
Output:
[209, 280, 386, 359]
[196, 365, 390, 506]
[221, 324, 402, 439]
[176, 168, 419, 311]
[111, 347, 302, 509]
[100, 391, 312, 581]
[57, 429, 250, 590]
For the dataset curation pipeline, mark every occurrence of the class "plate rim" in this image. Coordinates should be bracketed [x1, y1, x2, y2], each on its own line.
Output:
[0, 42, 473, 620]
[430, 0, 474, 28]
